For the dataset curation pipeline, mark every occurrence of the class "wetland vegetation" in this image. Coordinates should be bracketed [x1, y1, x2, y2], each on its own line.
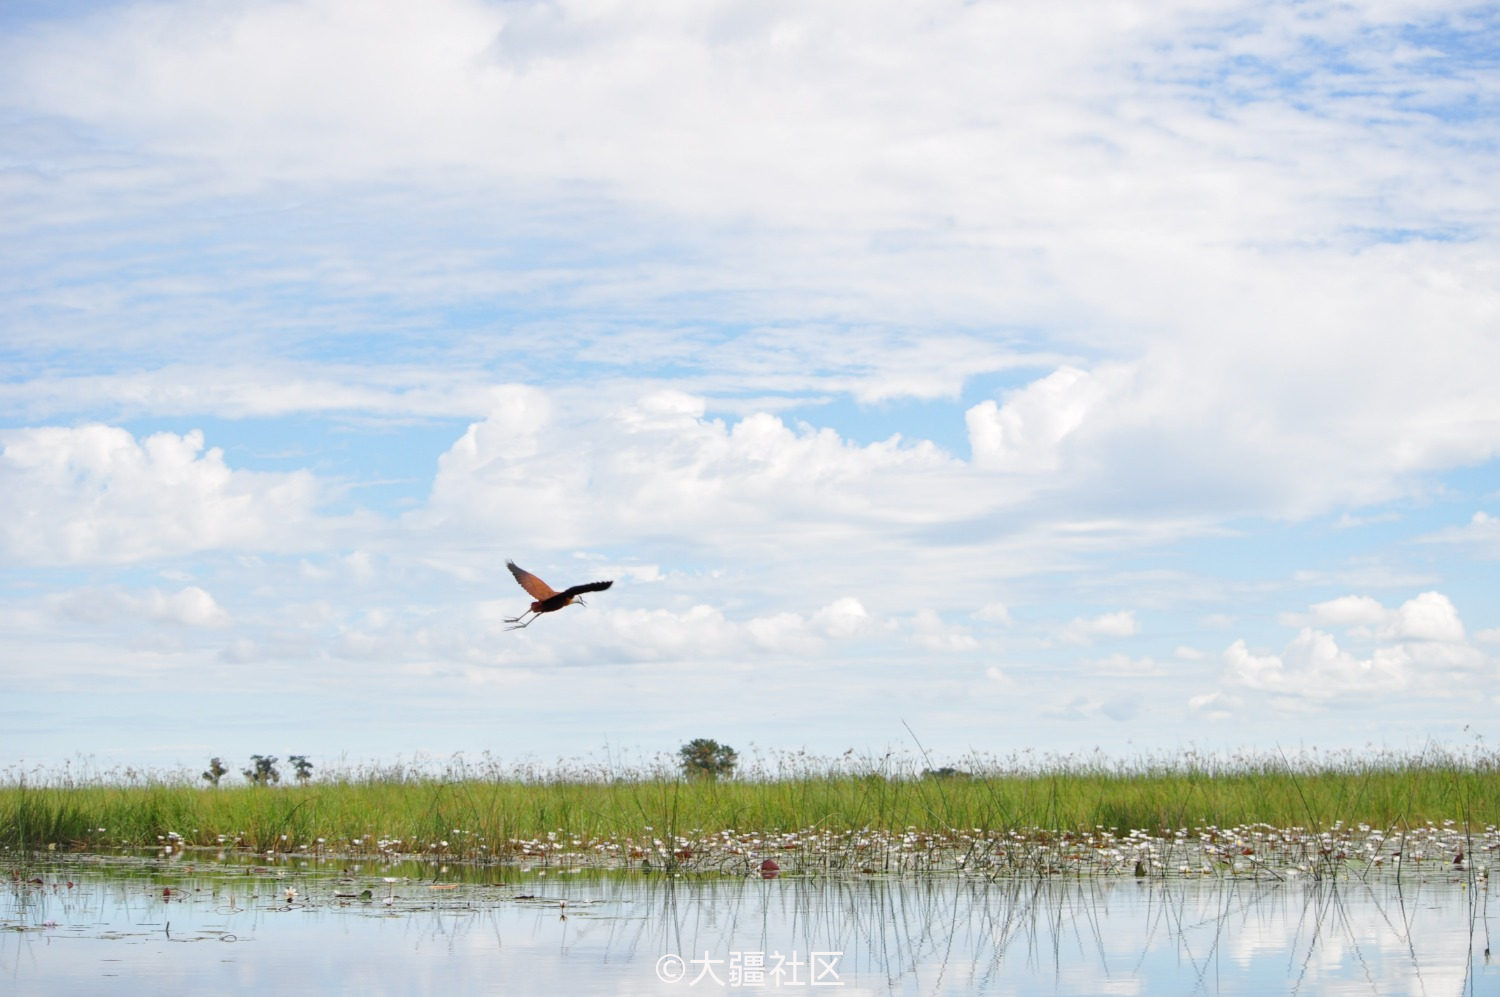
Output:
[6, 746, 1498, 994]
[4, 745, 1498, 882]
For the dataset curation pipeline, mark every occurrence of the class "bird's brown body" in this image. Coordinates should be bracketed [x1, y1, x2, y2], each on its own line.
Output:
[504, 560, 613, 630]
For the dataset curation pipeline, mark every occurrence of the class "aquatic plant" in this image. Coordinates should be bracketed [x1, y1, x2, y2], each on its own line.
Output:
[1, 744, 1497, 886]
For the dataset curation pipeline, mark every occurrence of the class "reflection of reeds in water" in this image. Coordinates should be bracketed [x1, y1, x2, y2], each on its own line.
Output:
[550, 869, 1494, 993]
[5, 852, 1493, 993]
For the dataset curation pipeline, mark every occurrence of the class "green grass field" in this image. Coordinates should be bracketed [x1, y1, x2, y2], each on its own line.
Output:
[4, 748, 1497, 861]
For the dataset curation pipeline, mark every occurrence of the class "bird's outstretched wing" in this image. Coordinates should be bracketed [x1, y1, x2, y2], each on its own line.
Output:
[507, 561, 558, 600]
[560, 579, 614, 600]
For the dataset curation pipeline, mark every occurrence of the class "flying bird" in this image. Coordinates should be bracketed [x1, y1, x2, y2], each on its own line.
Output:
[504, 560, 614, 630]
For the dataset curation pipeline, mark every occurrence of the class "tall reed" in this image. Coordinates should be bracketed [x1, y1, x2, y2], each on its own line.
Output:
[3, 747, 1497, 857]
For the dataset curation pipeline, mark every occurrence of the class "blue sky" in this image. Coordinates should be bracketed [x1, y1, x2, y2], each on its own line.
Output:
[3, 0, 1498, 777]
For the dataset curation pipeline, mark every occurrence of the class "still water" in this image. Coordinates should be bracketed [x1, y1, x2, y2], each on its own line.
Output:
[3, 854, 1494, 995]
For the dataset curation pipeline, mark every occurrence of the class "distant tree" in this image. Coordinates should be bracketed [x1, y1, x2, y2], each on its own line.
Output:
[201, 757, 229, 786]
[921, 766, 970, 780]
[289, 755, 314, 783]
[243, 754, 281, 785]
[678, 738, 738, 780]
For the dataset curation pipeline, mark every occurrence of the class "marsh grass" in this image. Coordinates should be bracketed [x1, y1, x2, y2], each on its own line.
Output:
[3, 747, 1498, 878]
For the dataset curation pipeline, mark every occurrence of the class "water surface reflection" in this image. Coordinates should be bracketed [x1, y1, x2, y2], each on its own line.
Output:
[3, 856, 1493, 995]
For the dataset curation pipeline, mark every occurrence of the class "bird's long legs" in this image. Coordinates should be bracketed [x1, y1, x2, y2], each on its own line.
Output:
[504, 612, 538, 630]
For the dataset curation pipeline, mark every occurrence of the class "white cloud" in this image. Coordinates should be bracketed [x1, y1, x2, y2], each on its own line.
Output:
[146, 586, 230, 628]
[0, 424, 322, 565]
[1420, 511, 1500, 558]
[907, 608, 979, 652]
[1058, 610, 1139, 645]
[1222, 639, 1286, 692]
[744, 611, 819, 654]
[416, 388, 968, 553]
[966, 366, 1121, 472]
[3, 1, 1500, 766]
[1301, 595, 1388, 630]
[441, 384, 554, 468]
[1187, 691, 1235, 721]
[1289, 591, 1466, 642]
[963, 304, 1500, 518]
[1381, 591, 1465, 643]
[6, 0, 1498, 530]
[0, 365, 504, 424]
[984, 665, 1014, 687]
[812, 597, 871, 639]
[1222, 591, 1487, 703]
[0, 0, 1158, 224]
[590, 596, 873, 663]
[54, 585, 229, 629]
[974, 602, 1013, 626]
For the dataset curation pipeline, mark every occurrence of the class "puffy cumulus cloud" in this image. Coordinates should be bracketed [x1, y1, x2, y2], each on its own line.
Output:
[0, 424, 321, 565]
[811, 597, 871, 639]
[416, 387, 967, 552]
[1295, 595, 1387, 631]
[1221, 640, 1286, 692]
[967, 366, 1125, 473]
[1057, 610, 1138, 645]
[143, 585, 229, 627]
[964, 310, 1500, 521]
[1290, 591, 1465, 642]
[439, 384, 554, 469]
[1223, 629, 1406, 699]
[1381, 591, 1465, 643]
[1221, 591, 1488, 704]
